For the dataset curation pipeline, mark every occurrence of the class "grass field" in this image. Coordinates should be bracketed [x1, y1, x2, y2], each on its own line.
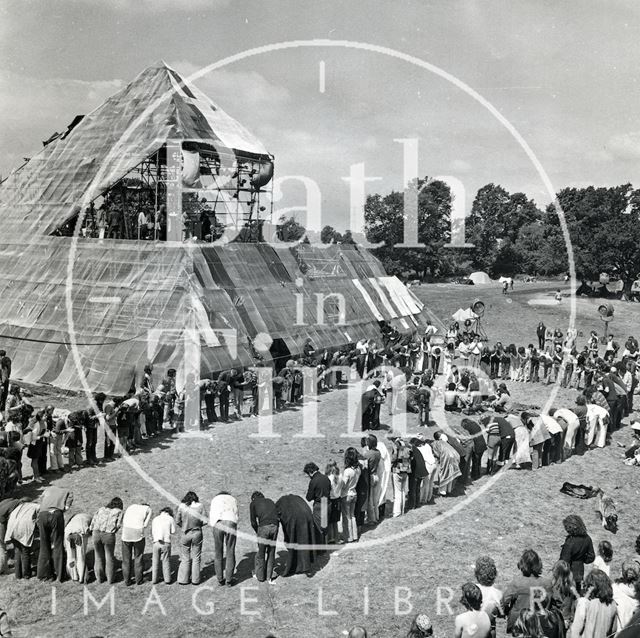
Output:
[2, 282, 640, 638]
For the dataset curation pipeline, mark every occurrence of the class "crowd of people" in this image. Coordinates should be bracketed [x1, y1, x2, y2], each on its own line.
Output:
[0, 316, 640, 636]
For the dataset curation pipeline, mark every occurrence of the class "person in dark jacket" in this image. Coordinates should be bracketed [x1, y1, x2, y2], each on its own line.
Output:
[560, 514, 595, 593]
[460, 418, 488, 480]
[536, 322, 546, 350]
[503, 549, 553, 634]
[275, 494, 318, 576]
[407, 438, 428, 511]
[304, 462, 331, 542]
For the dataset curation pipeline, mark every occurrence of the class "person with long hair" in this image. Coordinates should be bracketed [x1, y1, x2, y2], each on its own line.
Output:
[613, 560, 640, 631]
[569, 568, 617, 638]
[560, 514, 595, 593]
[454, 582, 491, 638]
[503, 550, 552, 633]
[176, 491, 206, 585]
[593, 540, 613, 576]
[616, 579, 640, 638]
[340, 447, 361, 542]
[431, 431, 461, 496]
[90, 496, 123, 583]
[24, 410, 47, 483]
[511, 609, 544, 638]
[551, 559, 578, 628]
[361, 435, 381, 524]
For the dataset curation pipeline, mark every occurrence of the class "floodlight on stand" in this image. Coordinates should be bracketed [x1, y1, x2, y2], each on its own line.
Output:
[471, 299, 485, 317]
[598, 303, 614, 320]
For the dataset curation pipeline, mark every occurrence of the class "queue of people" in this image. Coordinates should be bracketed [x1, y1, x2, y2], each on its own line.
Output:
[0, 318, 639, 636]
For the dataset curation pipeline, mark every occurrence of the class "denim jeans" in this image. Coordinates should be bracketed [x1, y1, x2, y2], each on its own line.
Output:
[93, 530, 116, 583]
[255, 524, 278, 582]
[178, 528, 203, 585]
[341, 495, 358, 541]
[36, 509, 65, 581]
[152, 541, 171, 584]
[122, 539, 145, 585]
[85, 427, 98, 464]
[14, 541, 32, 579]
[212, 521, 236, 584]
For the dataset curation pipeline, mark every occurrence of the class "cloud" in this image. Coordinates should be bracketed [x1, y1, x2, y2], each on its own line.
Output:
[70, 0, 231, 11]
[171, 61, 290, 111]
[448, 158, 472, 173]
[0, 71, 123, 175]
[606, 132, 640, 161]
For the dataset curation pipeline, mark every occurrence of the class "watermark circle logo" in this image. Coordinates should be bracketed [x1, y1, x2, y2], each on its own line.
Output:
[64, 39, 576, 551]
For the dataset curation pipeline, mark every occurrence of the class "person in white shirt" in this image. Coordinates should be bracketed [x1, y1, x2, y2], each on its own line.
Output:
[540, 413, 564, 464]
[121, 503, 152, 585]
[209, 492, 238, 586]
[475, 555, 504, 632]
[592, 540, 612, 577]
[553, 407, 581, 458]
[417, 439, 438, 504]
[64, 512, 92, 583]
[137, 210, 147, 239]
[612, 560, 640, 631]
[586, 402, 609, 448]
[151, 507, 175, 585]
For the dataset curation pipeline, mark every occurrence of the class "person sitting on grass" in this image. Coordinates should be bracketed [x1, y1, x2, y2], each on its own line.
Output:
[612, 560, 640, 632]
[454, 582, 492, 638]
[503, 549, 552, 633]
[593, 540, 613, 576]
[475, 555, 504, 631]
[406, 614, 435, 637]
[569, 569, 617, 638]
[511, 609, 544, 638]
[444, 383, 460, 412]
[550, 559, 579, 629]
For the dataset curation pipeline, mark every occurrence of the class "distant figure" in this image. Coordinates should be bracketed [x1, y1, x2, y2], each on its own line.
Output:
[536, 322, 546, 350]
[0, 350, 11, 413]
[555, 289, 563, 302]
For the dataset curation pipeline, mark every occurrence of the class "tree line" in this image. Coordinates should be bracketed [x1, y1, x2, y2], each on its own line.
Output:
[276, 180, 640, 288]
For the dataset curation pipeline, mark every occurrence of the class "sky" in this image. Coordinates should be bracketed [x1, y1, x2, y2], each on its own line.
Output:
[1, 0, 640, 231]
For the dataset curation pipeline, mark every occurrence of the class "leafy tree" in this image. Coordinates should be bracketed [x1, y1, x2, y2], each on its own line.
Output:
[340, 229, 357, 244]
[320, 225, 341, 244]
[550, 185, 640, 288]
[364, 177, 452, 279]
[466, 184, 543, 272]
[276, 214, 306, 242]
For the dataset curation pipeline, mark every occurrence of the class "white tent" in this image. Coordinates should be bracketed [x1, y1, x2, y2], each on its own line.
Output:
[469, 271, 492, 285]
[452, 308, 479, 323]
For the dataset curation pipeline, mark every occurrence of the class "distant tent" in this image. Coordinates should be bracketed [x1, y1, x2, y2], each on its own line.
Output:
[469, 271, 491, 285]
[452, 308, 478, 324]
